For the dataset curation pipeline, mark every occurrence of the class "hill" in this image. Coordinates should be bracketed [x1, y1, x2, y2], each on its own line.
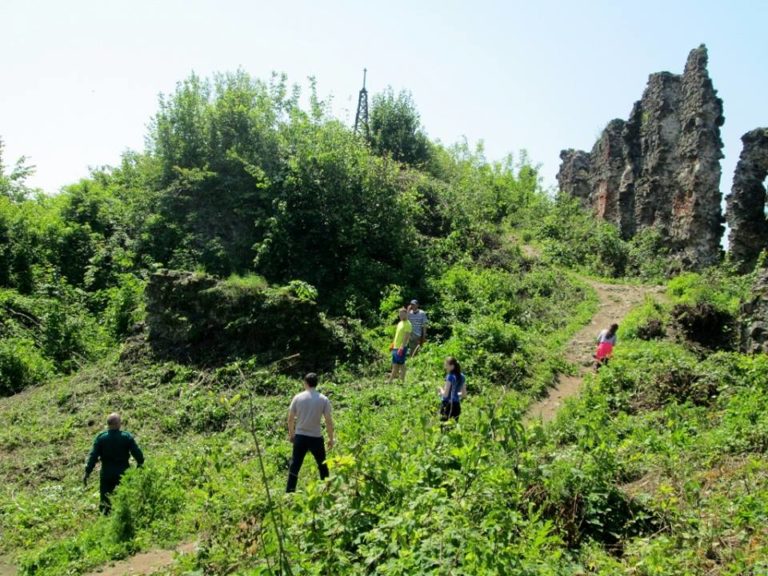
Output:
[0, 71, 767, 575]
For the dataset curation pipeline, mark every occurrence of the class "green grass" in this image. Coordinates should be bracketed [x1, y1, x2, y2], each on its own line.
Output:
[1, 265, 598, 574]
[3, 265, 767, 575]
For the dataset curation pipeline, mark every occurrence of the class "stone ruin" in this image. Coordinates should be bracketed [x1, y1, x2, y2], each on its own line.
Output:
[145, 269, 372, 371]
[726, 128, 768, 273]
[558, 45, 725, 269]
[740, 266, 768, 354]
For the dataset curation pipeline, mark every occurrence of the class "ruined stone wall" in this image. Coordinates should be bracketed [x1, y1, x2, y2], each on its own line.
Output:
[740, 267, 768, 354]
[145, 269, 372, 371]
[726, 128, 768, 272]
[558, 45, 724, 268]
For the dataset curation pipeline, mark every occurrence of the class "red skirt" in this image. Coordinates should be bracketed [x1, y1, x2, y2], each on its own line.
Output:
[596, 342, 614, 360]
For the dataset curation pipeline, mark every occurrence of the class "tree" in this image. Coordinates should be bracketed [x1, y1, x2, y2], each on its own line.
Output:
[254, 119, 419, 315]
[369, 89, 431, 166]
[144, 72, 291, 275]
[0, 137, 37, 202]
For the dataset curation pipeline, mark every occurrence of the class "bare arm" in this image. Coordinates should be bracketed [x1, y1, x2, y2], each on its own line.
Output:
[438, 378, 451, 398]
[324, 409, 335, 449]
[287, 410, 296, 442]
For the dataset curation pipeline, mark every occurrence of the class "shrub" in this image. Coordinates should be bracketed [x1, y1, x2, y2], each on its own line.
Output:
[536, 195, 628, 277]
[671, 302, 736, 351]
[626, 228, 671, 280]
[667, 270, 750, 316]
[109, 466, 186, 546]
[636, 318, 666, 340]
[145, 270, 374, 371]
[0, 337, 53, 395]
[102, 275, 146, 339]
[620, 297, 668, 341]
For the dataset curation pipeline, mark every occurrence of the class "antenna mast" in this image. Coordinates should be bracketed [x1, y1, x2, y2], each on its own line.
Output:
[354, 68, 369, 138]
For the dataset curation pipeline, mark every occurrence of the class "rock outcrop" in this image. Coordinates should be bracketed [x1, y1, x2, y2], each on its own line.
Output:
[558, 45, 724, 268]
[739, 267, 768, 354]
[726, 128, 768, 272]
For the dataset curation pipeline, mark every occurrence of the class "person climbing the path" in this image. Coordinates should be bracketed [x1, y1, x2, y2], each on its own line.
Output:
[388, 307, 412, 382]
[286, 372, 335, 493]
[438, 357, 466, 422]
[407, 299, 429, 357]
[83, 412, 144, 514]
[595, 323, 619, 370]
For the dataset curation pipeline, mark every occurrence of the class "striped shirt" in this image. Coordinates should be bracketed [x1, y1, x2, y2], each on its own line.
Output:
[408, 309, 428, 337]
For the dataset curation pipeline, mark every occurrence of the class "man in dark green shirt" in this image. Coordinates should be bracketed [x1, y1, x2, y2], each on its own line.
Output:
[84, 413, 144, 514]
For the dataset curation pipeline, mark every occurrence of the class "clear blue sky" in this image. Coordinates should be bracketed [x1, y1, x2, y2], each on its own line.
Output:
[1, 0, 766, 193]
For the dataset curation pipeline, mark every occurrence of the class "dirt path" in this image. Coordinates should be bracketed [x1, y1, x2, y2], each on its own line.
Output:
[84, 542, 196, 576]
[526, 280, 658, 422]
[0, 558, 17, 576]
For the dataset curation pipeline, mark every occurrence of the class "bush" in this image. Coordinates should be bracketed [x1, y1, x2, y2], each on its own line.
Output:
[667, 270, 750, 316]
[451, 316, 530, 387]
[626, 228, 671, 280]
[0, 337, 52, 395]
[109, 466, 186, 546]
[636, 317, 666, 340]
[620, 298, 667, 341]
[536, 195, 628, 277]
[102, 275, 146, 339]
[369, 88, 431, 166]
[145, 269, 374, 371]
[671, 302, 736, 351]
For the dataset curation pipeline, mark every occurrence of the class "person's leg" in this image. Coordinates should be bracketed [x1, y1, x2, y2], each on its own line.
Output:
[286, 435, 310, 493]
[409, 334, 420, 357]
[99, 475, 120, 515]
[388, 349, 399, 382]
[399, 363, 407, 381]
[308, 436, 329, 480]
[440, 400, 450, 422]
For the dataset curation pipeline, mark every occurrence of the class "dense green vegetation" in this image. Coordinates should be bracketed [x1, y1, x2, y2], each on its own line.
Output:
[0, 72, 766, 575]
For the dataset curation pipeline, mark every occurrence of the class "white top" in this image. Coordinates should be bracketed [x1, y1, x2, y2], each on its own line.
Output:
[289, 389, 331, 438]
[598, 329, 617, 346]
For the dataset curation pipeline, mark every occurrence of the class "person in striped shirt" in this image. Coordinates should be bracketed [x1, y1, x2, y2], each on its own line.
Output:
[407, 299, 428, 356]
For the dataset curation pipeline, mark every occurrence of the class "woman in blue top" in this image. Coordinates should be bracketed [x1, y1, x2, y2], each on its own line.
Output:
[439, 357, 467, 421]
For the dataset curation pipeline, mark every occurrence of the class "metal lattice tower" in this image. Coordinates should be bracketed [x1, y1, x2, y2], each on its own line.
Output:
[354, 68, 369, 138]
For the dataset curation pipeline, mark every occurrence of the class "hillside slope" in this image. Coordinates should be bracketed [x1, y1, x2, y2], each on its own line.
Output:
[528, 280, 659, 422]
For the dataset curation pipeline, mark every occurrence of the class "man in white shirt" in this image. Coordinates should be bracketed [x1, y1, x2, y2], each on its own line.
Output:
[286, 373, 335, 492]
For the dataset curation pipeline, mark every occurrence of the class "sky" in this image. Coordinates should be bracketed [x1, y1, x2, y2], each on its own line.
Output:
[1, 0, 766, 194]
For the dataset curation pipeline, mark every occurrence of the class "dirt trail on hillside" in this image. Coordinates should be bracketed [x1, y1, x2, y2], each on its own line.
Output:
[84, 542, 196, 576]
[526, 280, 659, 423]
[0, 557, 17, 576]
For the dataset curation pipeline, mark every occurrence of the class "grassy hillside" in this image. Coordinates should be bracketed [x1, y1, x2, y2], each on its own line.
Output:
[4, 265, 767, 575]
[0, 71, 766, 575]
[1, 255, 597, 574]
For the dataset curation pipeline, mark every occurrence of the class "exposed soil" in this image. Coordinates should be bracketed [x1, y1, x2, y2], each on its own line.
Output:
[526, 280, 660, 422]
[0, 558, 17, 576]
[84, 542, 196, 576]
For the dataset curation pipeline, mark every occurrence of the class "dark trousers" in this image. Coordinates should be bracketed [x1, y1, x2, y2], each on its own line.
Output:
[440, 400, 461, 422]
[99, 474, 122, 515]
[286, 434, 328, 493]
